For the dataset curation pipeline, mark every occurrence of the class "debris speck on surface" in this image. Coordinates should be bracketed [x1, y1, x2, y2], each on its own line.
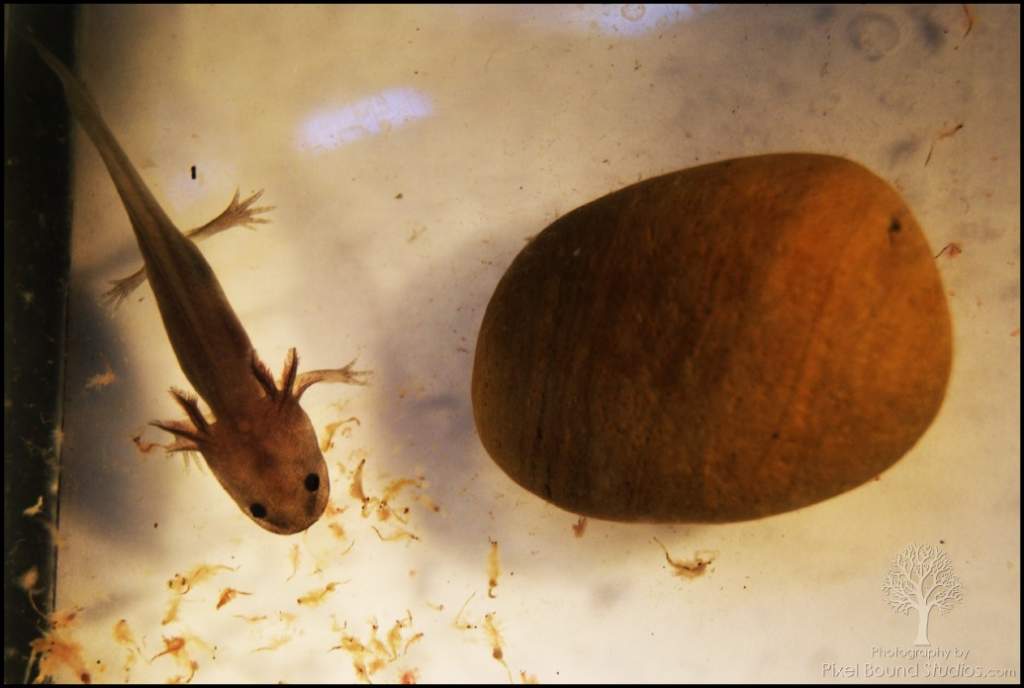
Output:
[331, 613, 420, 683]
[287, 544, 301, 581]
[84, 361, 117, 390]
[484, 613, 513, 682]
[372, 525, 420, 542]
[28, 631, 91, 685]
[234, 614, 269, 624]
[321, 416, 360, 452]
[297, 581, 344, 607]
[653, 538, 717, 579]
[962, 4, 975, 37]
[453, 592, 477, 631]
[924, 123, 964, 166]
[168, 564, 236, 595]
[112, 619, 141, 681]
[18, 566, 40, 593]
[215, 588, 252, 610]
[253, 636, 291, 653]
[23, 495, 45, 517]
[487, 539, 500, 598]
[132, 434, 161, 454]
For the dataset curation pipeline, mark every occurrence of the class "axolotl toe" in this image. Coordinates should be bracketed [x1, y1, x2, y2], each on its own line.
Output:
[28, 35, 369, 535]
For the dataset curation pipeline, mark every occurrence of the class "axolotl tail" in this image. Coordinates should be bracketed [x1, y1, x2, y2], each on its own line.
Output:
[26, 34, 261, 421]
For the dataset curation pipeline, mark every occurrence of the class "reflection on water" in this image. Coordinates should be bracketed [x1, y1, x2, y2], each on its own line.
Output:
[298, 88, 433, 153]
[583, 3, 715, 36]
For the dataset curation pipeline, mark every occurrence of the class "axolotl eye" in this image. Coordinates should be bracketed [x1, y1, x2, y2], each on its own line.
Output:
[304, 473, 320, 492]
[250, 503, 267, 519]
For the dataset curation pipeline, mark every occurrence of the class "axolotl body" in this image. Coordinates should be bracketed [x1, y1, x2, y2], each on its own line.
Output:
[29, 36, 368, 535]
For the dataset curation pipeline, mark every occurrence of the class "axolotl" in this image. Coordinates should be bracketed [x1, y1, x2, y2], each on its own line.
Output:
[28, 36, 369, 535]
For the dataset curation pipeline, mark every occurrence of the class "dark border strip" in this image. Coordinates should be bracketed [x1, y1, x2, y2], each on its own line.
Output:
[4, 5, 76, 683]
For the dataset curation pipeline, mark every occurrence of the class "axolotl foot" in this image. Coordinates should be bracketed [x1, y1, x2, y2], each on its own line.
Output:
[102, 188, 274, 309]
[294, 360, 373, 394]
[150, 387, 211, 452]
[251, 348, 372, 400]
[203, 188, 274, 237]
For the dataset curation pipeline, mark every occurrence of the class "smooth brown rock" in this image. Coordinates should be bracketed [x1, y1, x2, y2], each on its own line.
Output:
[472, 154, 952, 522]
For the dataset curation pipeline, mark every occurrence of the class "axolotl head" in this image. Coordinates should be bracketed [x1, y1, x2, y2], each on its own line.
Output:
[156, 352, 331, 535]
[209, 396, 330, 535]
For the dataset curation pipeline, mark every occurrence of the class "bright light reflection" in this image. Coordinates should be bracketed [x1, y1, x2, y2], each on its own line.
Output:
[298, 87, 433, 153]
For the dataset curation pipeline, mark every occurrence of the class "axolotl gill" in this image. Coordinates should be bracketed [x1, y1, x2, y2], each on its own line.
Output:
[27, 35, 369, 535]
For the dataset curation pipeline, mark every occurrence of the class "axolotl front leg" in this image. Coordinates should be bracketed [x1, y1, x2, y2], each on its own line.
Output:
[153, 348, 372, 454]
[103, 188, 274, 308]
